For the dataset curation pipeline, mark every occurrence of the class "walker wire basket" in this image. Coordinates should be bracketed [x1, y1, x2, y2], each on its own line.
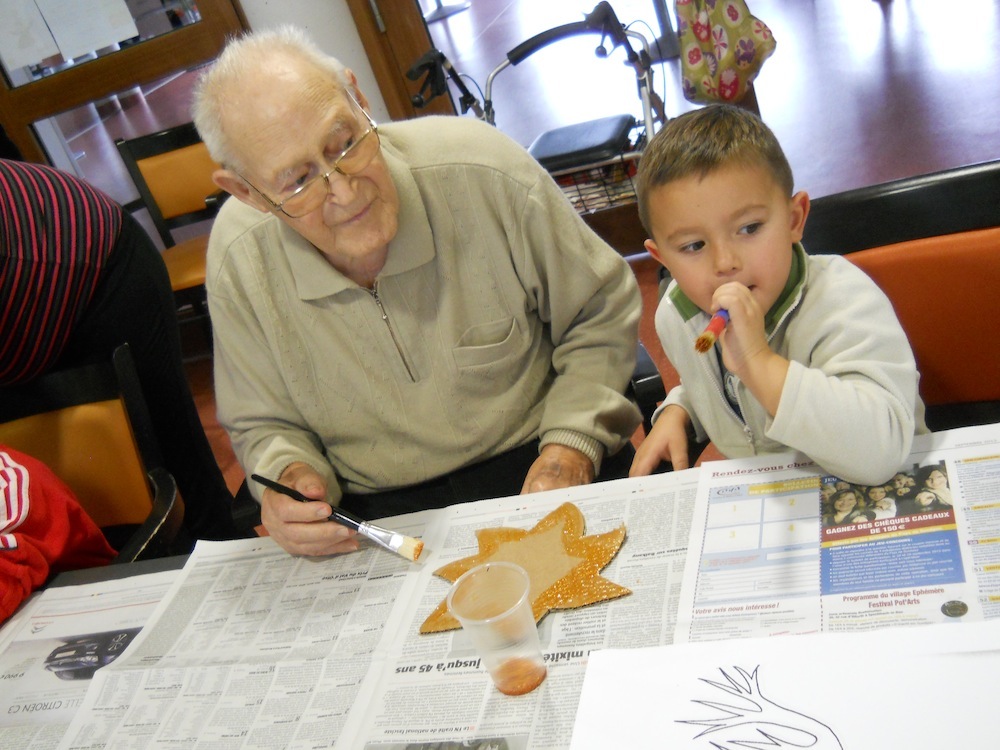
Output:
[528, 111, 646, 216]
[550, 148, 642, 215]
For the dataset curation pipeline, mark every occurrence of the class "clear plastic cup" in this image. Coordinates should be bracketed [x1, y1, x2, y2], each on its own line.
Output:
[446, 561, 548, 695]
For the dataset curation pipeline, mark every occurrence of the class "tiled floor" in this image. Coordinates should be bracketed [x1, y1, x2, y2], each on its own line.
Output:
[424, 0, 1000, 198]
[67, 1, 1000, 206]
[92, 0, 1000, 493]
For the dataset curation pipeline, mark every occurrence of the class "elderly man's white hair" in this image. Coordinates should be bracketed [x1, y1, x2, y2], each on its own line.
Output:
[192, 25, 348, 174]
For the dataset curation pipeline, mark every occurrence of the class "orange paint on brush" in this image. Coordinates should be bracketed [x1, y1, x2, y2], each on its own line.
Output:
[694, 310, 730, 353]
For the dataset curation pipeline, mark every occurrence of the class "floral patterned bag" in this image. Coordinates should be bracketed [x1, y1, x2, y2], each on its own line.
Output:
[675, 0, 776, 104]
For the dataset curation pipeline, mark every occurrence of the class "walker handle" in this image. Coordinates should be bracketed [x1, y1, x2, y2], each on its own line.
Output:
[506, 22, 591, 65]
[506, 2, 629, 66]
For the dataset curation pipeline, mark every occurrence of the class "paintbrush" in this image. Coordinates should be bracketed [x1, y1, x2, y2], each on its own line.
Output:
[694, 309, 730, 353]
[250, 473, 424, 562]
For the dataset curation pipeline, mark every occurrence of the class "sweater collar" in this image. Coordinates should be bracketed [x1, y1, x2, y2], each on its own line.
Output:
[285, 134, 436, 299]
[667, 243, 807, 332]
[380, 138, 436, 278]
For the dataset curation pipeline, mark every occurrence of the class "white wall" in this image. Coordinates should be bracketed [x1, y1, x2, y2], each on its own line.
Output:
[236, 0, 390, 122]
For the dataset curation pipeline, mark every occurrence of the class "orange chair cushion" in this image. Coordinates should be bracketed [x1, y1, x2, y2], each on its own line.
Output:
[846, 227, 1000, 406]
[136, 142, 220, 220]
[0, 401, 153, 528]
[161, 236, 208, 293]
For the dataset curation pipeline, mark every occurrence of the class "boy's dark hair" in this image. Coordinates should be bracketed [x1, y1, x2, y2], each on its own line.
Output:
[635, 105, 795, 235]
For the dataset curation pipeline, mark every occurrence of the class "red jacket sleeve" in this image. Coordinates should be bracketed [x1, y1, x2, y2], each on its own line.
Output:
[1, 445, 116, 622]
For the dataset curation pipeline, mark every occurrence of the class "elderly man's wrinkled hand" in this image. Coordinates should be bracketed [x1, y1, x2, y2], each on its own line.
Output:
[259, 462, 360, 557]
[520, 444, 595, 495]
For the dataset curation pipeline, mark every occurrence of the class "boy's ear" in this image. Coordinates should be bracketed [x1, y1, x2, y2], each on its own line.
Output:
[789, 190, 810, 243]
[644, 238, 664, 265]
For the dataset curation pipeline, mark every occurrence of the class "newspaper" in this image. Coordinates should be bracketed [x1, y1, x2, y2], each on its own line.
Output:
[53, 471, 700, 750]
[572, 421, 1000, 747]
[22, 423, 998, 748]
[0, 569, 180, 750]
[674, 422, 1000, 642]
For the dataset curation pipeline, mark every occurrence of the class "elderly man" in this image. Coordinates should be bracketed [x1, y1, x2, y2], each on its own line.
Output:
[193, 26, 641, 556]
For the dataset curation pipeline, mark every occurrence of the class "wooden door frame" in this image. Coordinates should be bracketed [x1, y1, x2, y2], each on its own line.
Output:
[0, 0, 248, 164]
[344, 0, 455, 120]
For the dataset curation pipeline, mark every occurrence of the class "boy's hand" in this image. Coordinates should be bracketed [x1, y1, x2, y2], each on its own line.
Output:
[712, 282, 789, 416]
[630, 404, 692, 475]
[712, 282, 769, 373]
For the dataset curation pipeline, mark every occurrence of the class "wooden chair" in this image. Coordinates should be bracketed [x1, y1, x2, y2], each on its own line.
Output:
[115, 123, 223, 343]
[803, 160, 1000, 431]
[0, 344, 184, 563]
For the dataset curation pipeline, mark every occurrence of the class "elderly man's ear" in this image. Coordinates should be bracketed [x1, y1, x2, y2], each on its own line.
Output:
[343, 69, 370, 111]
[212, 168, 264, 211]
[211, 68, 370, 214]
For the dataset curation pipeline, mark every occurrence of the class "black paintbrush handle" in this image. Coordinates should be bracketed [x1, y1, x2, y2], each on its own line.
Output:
[249, 473, 365, 531]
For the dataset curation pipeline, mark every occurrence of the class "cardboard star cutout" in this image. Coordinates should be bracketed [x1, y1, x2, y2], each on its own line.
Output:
[420, 502, 630, 633]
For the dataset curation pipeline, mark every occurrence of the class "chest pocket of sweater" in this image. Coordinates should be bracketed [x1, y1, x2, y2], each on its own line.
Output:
[452, 318, 521, 369]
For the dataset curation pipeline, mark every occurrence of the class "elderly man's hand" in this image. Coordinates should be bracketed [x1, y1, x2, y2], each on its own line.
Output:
[259, 462, 360, 557]
[520, 444, 596, 495]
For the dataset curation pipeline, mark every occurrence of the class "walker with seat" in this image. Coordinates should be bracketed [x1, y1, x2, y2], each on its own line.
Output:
[408, 1, 664, 216]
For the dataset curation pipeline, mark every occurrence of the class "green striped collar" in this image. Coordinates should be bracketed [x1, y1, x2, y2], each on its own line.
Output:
[667, 243, 806, 333]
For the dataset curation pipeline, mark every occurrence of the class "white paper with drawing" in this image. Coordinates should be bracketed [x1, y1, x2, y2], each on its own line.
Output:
[570, 619, 1000, 749]
[674, 422, 1000, 643]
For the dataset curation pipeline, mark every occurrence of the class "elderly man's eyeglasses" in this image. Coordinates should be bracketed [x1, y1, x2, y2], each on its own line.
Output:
[240, 93, 380, 219]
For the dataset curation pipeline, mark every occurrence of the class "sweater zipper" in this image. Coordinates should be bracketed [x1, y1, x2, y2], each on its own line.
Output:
[707, 346, 754, 447]
[716, 294, 801, 449]
[368, 282, 416, 382]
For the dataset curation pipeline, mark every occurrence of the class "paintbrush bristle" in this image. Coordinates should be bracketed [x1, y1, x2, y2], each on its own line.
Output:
[694, 332, 716, 353]
[398, 536, 424, 562]
[694, 310, 729, 353]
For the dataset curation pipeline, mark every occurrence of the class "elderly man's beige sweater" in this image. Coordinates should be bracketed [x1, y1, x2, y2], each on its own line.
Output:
[207, 116, 641, 506]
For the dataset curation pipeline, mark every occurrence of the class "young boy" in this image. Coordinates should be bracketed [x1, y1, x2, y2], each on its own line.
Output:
[629, 105, 927, 485]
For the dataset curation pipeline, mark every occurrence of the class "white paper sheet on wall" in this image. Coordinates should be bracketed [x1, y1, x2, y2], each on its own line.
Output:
[35, 0, 139, 63]
[0, 0, 60, 71]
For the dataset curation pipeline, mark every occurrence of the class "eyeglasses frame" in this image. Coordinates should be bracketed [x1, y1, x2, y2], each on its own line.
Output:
[236, 90, 380, 219]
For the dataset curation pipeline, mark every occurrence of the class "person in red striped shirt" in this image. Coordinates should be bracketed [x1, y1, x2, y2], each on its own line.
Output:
[0, 158, 245, 543]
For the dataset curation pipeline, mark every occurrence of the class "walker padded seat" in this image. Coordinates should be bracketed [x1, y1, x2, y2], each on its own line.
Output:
[528, 114, 635, 172]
